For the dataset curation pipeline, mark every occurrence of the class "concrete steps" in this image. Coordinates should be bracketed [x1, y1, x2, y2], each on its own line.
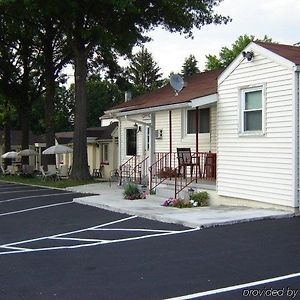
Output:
[155, 180, 216, 199]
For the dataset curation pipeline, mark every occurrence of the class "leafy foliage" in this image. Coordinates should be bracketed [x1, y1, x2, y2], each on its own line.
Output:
[162, 191, 209, 208]
[181, 55, 200, 77]
[123, 182, 146, 200]
[205, 35, 273, 70]
[127, 47, 163, 95]
[190, 191, 209, 206]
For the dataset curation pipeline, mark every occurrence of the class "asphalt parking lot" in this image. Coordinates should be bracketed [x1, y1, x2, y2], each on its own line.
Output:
[0, 181, 299, 300]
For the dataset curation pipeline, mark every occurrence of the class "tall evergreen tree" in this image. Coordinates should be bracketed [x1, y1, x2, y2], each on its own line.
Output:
[181, 54, 200, 77]
[128, 47, 162, 94]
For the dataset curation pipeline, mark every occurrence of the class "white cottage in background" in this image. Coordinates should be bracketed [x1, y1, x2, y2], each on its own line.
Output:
[105, 41, 300, 212]
[56, 122, 118, 179]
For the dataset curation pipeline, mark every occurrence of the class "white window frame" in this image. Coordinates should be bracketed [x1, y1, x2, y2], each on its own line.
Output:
[239, 85, 265, 136]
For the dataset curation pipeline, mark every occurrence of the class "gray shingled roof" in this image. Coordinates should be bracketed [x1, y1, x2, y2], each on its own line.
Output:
[55, 122, 118, 144]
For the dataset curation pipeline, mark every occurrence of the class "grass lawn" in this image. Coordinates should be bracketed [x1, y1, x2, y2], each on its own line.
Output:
[0, 175, 96, 189]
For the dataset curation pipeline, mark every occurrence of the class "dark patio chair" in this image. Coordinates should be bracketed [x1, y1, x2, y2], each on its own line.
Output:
[177, 148, 199, 178]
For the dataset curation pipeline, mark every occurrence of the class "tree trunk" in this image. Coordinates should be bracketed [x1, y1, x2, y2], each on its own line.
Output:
[3, 101, 11, 168]
[44, 38, 56, 167]
[20, 103, 30, 165]
[70, 48, 91, 180]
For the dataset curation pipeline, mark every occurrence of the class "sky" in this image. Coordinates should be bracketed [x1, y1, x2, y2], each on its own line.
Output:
[65, 0, 300, 83]
[137, 0, 300, 77]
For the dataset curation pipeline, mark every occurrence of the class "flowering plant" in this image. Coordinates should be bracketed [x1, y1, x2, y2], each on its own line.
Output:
[162, 198, 178, 207]
[162, 198, 190, 208]
[162, 192, 209, 208]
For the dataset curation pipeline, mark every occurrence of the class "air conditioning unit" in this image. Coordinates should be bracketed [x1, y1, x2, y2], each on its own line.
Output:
[155, 129, 163, 139]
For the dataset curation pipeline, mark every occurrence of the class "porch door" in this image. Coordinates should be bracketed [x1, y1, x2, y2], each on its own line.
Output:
[126, 128, 137, 156]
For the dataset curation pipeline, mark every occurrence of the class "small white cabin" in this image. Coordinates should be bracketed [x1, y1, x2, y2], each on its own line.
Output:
[105, 42, 300, 211]
[217, 41, 300, 210]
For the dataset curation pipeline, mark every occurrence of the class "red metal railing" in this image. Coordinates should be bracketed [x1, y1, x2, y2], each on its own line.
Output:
[149, 152, 171, 192]
[119, 156, 137, 185]
[148, 152, 216, 195]
[175, 152, 216, 198]
[119, 155, 149, 185]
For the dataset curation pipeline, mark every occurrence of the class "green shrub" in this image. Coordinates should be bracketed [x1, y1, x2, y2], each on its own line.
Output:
[190, 191, 209, 207]
[123, 182, 146, 200]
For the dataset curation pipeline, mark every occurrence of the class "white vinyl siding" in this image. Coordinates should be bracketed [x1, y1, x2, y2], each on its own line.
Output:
[119, 105, 217, 165]
[155, 106, 216, 153]
[119, 115, 148, 165]
[217, 53, 294, 207]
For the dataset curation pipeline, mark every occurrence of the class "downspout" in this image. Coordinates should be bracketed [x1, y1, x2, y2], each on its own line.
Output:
[117, 117, 122, 184]
[292, 67, 299, 211]
[169, 110, 172, 168]
[297, 69, 300, 212]
[195, 107, 199, 182]
[149, 113, 156, 188]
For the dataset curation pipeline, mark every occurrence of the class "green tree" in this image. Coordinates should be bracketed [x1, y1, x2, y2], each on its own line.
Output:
[67, 75, 124, 128]
[0, 1, 44, 164]
[86, 76, 123, 127]
[29, 0, 230, 180]
[181, 54, 200, 77]
[128, 47, 162, 94]
[205, 34, 273, 70]
[54, 85, 75, 132]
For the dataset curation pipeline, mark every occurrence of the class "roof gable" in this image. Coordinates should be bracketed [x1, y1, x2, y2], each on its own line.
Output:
[218, 41, 300, 85]
[255, 41, 300, 65]
[55, 122, 118, 144]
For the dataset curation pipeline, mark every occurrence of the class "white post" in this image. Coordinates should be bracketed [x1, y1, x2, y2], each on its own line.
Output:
[148, 113, 156, 187]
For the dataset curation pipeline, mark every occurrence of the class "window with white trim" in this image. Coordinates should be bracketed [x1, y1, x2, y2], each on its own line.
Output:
[102, 144, 109, 163]
[241, 88, 263, 133]
[187, 108, 210, 134]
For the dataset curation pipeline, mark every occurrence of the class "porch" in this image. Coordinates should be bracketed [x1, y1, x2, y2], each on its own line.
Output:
[119, 151, 216, 198]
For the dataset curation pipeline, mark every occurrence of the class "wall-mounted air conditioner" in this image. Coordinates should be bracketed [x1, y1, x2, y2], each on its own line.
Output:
[155, 129, 163, 139]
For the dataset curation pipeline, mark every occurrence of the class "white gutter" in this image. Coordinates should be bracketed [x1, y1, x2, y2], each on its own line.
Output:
[124, 116, 153, 128]
[292, 68, 299, 209]
[115, 102, 190, 117]
[190, 93, 218, 108]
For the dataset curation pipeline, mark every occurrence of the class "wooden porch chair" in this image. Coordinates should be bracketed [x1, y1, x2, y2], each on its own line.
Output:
[203, 152, 216, 179]
[177, 148, 199, 178]
[1, 165, 10, 176]
[92, 165, 103, 178]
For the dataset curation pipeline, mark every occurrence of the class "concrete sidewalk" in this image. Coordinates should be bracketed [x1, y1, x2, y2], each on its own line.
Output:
[68, 182, 294, 228]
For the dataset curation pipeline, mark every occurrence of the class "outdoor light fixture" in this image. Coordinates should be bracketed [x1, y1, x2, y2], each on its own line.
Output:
[133, 123, 141, 132]
[188, 187, 195, 198]
[141, 184, 147, 193]
[242, 51, 254, 61]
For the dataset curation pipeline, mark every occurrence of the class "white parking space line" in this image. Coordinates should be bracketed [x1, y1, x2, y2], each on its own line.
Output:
[101, 227, 200, 245]
[2, 245, 31, 251]
[0, 201, 73, 217]
[0, 192, 76, 203]
[0, 215, 138, 248]
[0, 214, 200, 255]
[165, 272, 300, 300]
[94, 228, 180, 233]
[51, 237, 108, 243]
